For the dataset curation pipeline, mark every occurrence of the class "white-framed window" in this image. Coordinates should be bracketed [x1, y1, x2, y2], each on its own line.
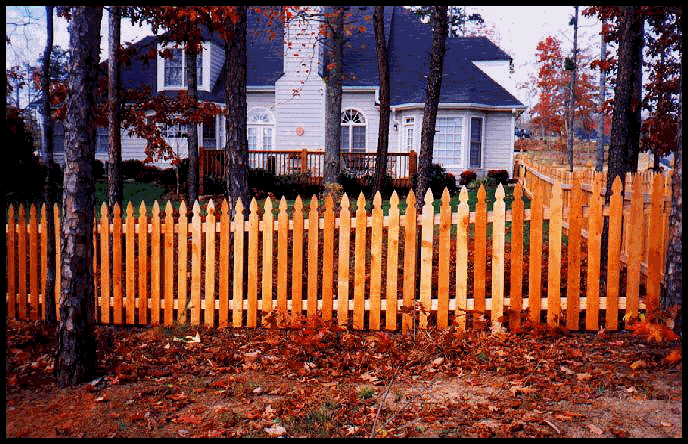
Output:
[469, 116, 483, 169]
[341, 109, 366, 153]
[433, 116, 464, 167]
[247, 107, 275, 150]
[201, 117, 217, 149]
[158, 43, 208, 91]
[161, 122, 189, 139]
[404, 116, 415, 152]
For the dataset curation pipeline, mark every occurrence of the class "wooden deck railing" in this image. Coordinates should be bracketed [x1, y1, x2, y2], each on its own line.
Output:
[200, 147, 417, 189]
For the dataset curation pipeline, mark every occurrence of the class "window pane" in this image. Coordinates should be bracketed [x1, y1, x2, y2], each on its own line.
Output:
[164, 48, 183, 87]
[341, 127, 349, 152]
[352, 126, 365, 152]
[469, 117, 482, 168]
[248, 128, 257, 150]
[263, 128, 272, 150]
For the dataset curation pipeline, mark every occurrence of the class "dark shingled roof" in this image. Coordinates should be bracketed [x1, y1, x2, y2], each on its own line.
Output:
[116, 6, 524, 108]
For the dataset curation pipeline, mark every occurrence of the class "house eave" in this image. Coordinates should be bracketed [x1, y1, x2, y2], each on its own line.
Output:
[391, 102, 526, 113]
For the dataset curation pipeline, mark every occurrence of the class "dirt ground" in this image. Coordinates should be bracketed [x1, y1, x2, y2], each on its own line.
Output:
[5, 319, 681, 438]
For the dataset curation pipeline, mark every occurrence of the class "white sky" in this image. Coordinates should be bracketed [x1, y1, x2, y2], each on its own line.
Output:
[6, 6, 603, 109]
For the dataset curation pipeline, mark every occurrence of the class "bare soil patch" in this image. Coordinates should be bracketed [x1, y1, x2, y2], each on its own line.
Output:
[6, 319, 681, 438]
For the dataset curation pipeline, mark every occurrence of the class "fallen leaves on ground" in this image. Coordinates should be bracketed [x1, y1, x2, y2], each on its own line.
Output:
[5, 319, 682, 438]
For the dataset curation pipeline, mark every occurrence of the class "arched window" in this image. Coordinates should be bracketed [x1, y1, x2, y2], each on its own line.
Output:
[247, 107, 275, 150]
[341, 109, 366, 153]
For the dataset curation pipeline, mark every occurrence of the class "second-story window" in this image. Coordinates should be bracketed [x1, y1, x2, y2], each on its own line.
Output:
[160, 44, 205, 90]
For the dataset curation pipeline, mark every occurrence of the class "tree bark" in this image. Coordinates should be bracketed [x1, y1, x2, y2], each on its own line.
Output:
[662, 79, 681, 336]
[224, 6, 250, 212]
[595, 27, 607, 172]
[108, 5, 123, 208]
[41, 6, 57, 324]
[606, 6, 644, 198]
[54, 6, 102, 387]
[566, 6, 578, 173]
[415, 6, 448, 206]
[186, 48, 199, 204]
[373, 6, 391, 197]
[323, 6, 344, 189]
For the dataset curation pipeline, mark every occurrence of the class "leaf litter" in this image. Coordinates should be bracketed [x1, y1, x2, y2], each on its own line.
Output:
[5, 318, 681, 438]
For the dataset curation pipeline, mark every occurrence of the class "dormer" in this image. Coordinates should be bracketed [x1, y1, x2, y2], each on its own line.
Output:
[156, 41, 224, 93]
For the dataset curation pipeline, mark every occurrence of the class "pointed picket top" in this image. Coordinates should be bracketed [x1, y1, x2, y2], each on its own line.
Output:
[611, 175, 622, 195]
[373, 191, 382, 210]
[309, 194, 319, 212]
[458, 186, 469, 209]
[206, 199, 215, 216]
[166, 200, 174, 215]
[477, 183, 486, 201]
[263, 195, 272, 213]
[441, 187, 450, 206]
[233, 197, 243, 218]
[126, 201, 134, 218]
[152, 200, 161, 218]
[100, 202, 109, 218]
[249, 197, 258, 214]
[179, 200, 187, 218]
[356, 192, 366, 213]
[339, 192, 350, 212]
[495, 183, 505, 201]
[293, 194, 303, 213]
[324, 192, 334, 212]
[192, 200, 201, 218]
[389, 190, 399, 209]
[279, 196, 288, 212]
[113, 201, 121, 218]
[513, 181, 522, 202]
[406, 189, 416, 208]
[139, 201, 148, 218]
[423, 188, 434, 208]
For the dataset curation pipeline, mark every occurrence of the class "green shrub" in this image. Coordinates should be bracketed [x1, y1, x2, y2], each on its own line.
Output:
[459, 169, 477, 186]
[413, 163, 458, 197]
[486, 169, 509, 186]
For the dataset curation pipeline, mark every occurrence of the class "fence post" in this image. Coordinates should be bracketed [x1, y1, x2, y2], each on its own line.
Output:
[408, 150, 417, 180]
[301, 148, 308, 174]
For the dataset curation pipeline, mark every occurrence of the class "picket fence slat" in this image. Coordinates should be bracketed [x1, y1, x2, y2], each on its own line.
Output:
[7, 170, 666, 333]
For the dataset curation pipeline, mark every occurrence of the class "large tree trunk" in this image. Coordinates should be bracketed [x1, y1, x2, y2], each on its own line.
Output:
[662, 80, 681, 336]
[606, 6, 644, 198]
[373, 6, 391, 197]
[224, 6, 250, 211]
[54, 6, 103, 387]
[323, 6, 344, 190]
[415, 6, 448, 206]
[186, 48, 199, 204]
[107, 5, 123, 208]
[41, 5, 57, 324]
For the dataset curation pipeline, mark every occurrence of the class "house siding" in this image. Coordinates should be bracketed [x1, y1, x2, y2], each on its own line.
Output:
[274, 75, 326, 150]
[209, 41, 225, 89]
[484, 113, 514, 176]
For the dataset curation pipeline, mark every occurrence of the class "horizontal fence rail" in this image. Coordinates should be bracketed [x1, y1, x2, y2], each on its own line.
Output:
[7, 174, 668, 332]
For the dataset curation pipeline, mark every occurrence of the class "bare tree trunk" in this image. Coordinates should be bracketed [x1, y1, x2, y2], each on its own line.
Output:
[662, 79, 681, 336]
[415, 6, 448, 207]
[566, 6, 578, 173]
[54, 6, 102, 387]
[595, 26, 607, 172]
[41, 5, 57, 324]
[107, 5, 123, 208]
[323, 6, 344, 190]
[186, 49, 199, 204]
[373, 6, 391, 197]
[224, 6, 250, 212]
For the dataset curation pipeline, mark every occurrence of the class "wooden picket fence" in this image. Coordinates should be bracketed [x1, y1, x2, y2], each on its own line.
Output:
[6, 173, 668, 332]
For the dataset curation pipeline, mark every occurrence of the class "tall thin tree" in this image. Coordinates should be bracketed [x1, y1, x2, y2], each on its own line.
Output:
[54, 6, 103, 387]
[566, 6, 578, 172]
[323, 6, 345, 192]
[373, 5, 391, 197]
[107, 5, 123, 208]
[415, 6, 449, 205]
[224, 6, 250, 210]
[41, 5, 57, 324]
[186, 47, 199, 204]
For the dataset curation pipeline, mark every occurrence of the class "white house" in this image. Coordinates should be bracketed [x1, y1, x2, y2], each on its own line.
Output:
[51, 6, 526, 179]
